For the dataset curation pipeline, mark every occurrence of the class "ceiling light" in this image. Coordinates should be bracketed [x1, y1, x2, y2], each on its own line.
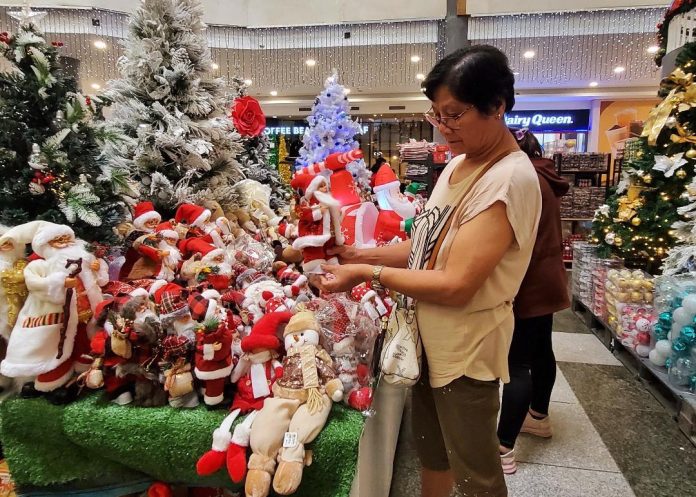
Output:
[305, 59, 317, 67]
[392, 155, 398, 160]
[244, 79, 253, 86]
[647, 45, 659, 54]
[415, 73, 425, 81]
[613, 66, 626, 74]
[211, 62, 219, 70]
[410, 55, 421, 63]
[90, 83, 101, 90]
[589, 81, 599, 87]
[272, 115, 277, 118]
[93, 40, 107, 50]
[344, 88, 351, 94]
[270, 90, 278, 96]
[523, 50, 535, 59]
[513, 71, 520, 76]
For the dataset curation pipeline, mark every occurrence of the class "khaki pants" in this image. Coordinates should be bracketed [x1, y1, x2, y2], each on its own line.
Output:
[412, 360, 508, 497]
[248, 395, 332, 472]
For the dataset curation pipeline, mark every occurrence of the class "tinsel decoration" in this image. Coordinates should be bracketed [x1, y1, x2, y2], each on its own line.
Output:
[278, 134, 292, 185]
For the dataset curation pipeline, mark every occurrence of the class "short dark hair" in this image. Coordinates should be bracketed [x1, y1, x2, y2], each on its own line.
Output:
[510, 128, 543, 158]
[423, 45, 515, 115]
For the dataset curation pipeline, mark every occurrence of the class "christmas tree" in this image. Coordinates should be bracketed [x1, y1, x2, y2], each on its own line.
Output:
[230, 77, 290, 210]
[0, 23, 132, 243]
[296, 70, 363, 169]
[103, 0, 245, 216]
[592, 43, 696, 274]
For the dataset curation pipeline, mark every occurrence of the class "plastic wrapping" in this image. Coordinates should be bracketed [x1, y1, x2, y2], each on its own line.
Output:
[605, 269, 655, 354]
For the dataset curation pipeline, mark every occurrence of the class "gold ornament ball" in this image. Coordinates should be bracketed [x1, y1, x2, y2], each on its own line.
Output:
[643, 174, 653, 184]
[677, 169, 688, 179]
[687, 149, 696, 160]
[637, 151, 644, 158]
[631, 217, 642, 226]
[614, 236, 623, 247]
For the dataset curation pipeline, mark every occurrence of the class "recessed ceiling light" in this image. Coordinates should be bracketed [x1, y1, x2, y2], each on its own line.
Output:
[613, 66, 626, 74]
[272, 115, 277, 118]
[410, 55, 421, 63]
[415, 73, 425, 81]
[305, 59, 317, 67]
[589, 81, 599, 87]
[523, 50, 535, 59]
[93, 40, 107, 50]
[211, 63, 219, 70]
[344, 88, 351, 94]
[244, 79, 253, 86]
[270, 90, 278, 96]
[647, 45, 659, 54]
[90, 83, 101, 90]
[513, 71, 520, 76]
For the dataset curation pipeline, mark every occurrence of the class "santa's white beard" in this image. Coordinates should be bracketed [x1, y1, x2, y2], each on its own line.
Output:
[135, 308, 158, 325]
[158, 240, 181, 267]
[217, 262, 232, 276]
[40, 242, 91, 268]
[170, 317, 195, 340]
[378, 189, 416, 219]
[313, 190, 340, 208]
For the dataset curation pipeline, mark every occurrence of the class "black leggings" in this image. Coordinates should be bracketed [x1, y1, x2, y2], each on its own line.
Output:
[497, 313, 556, 450]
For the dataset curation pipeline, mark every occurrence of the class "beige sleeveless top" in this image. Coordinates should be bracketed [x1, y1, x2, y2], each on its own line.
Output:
[408, 151, 541, 387]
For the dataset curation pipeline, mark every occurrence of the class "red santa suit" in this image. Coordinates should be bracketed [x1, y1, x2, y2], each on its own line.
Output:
[119, 202, 161, 281]
[290, 175, 344, 274]
[195, 315, 234, 406]
[1, 224, 108, 392]
[175, 203, 225, 248]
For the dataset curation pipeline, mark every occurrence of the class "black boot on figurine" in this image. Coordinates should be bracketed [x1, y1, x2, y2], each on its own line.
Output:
[46, 383, 79, 405]
[20, 382, 43, 399]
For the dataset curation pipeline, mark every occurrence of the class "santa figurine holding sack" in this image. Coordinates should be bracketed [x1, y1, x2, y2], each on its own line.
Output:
[119, 201, 162, 281]
[194, 316, 234, 407]
[1, 223, 108, 404]
[290, 174, 344, 274]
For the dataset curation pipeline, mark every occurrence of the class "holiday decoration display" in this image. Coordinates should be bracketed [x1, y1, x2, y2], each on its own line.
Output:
[0, 23, 131, 243]
[592, 43, 696, 273]
[103, 0, 245, 216]
[604, 269, 656, 354]
[372, 164, 415, 245]
[295, 71, 363, 170]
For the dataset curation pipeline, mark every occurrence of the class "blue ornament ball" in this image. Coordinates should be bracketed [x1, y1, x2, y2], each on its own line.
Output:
[659, 311, 673, 325]
[682, 326, 696, 345]
[673, 338, 688, 354]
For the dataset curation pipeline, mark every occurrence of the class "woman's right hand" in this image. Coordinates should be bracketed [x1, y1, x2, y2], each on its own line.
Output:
[326, 245, 362, 264]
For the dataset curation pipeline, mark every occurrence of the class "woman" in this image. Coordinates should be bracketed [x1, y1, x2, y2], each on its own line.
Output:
[497, 129, 570, 474]
[316, 45, 541, 497]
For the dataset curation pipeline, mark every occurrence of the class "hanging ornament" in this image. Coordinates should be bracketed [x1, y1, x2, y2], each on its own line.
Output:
[643, 173, 653, 184]
[686, 149, 696, 159]
[632, 217, 642, 226]
[677, 168, 688, 179]
[53, 110, 64, 128]
[28, 143, 46, 170]
[614, 236, 624, 247]
[28, 182, 45, 195]
[605, 232, 616, 245]
[653, 153, 687, 177]
[666, 116, 678, 128]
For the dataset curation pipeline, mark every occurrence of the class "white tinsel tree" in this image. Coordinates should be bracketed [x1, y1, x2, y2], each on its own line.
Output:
[103, 0, 245, 216]
[296, 70, 363, 170]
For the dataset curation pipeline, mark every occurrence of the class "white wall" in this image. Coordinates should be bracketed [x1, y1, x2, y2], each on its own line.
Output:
[466, 0, 669, 15]
[2, 0, 446, 26]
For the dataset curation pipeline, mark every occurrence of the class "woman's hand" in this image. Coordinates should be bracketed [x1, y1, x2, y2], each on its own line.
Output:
[326, 245, 362, 264]
[315, 263, 372, 293]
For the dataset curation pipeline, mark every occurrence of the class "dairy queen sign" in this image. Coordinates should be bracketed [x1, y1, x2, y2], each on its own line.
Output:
[505, 109, 590, 132]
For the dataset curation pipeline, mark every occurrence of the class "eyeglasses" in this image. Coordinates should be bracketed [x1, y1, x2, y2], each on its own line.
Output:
[424, 106, 474, 131]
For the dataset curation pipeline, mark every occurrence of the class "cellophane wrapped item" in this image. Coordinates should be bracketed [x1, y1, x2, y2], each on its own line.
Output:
[311, 293, 380, 415]
[231, 233, 276, 273]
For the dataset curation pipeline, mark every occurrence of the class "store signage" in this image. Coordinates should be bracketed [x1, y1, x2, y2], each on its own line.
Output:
[504, 110, 590, 132]
[264, 125, 369, 136]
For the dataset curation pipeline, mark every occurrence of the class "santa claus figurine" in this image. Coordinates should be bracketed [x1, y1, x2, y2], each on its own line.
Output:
[119, 202, 162, 281]
[372, 164, 415, 245]
[194, 315, 234, 407]
[290, 174, 344, 274]
[197, 311, 292, 484]
[124, 221, 181, 282]
[245, 311, 343, 497]
[180, 242, 233, 291]
[1, 223, 108, 404]
[175, 203, 226, 248]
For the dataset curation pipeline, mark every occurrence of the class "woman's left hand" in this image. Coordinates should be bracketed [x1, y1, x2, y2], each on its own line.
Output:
[315, 263, 372, 293]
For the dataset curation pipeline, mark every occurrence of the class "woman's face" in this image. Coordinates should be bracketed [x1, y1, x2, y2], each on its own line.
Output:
[430, 85, 503, 157]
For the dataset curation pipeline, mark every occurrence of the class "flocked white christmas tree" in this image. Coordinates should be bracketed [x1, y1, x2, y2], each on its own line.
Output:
[296, 70, 363, 170]
[103, 0, 245, 216]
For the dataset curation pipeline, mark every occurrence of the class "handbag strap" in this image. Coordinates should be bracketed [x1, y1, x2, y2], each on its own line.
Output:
[425, 148, 518, 271]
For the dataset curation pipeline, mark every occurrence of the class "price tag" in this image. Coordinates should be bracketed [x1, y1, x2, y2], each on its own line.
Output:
[283, 432, 298, 448]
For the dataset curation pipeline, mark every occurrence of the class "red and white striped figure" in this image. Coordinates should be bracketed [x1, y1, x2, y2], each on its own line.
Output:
[294, 149, 364, 176]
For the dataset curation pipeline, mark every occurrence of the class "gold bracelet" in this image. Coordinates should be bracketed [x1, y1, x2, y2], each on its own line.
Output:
[371, 265, 385, 292]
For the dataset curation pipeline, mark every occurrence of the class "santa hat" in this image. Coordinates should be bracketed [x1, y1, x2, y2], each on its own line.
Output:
[0, 220, 51, 258]
[31, 223, 75, 258]
[284, 274, 308, 297]
[175, 203, 211, 228]
[265, 296, 289, 313]
[156, 221, 178, 240]
[188, 293, 218, 322]
[201, 248, 226, 264]
[132, 202, 161, 230]
[372, 164, 400, 193]
[241, 311, 293, 352]
[306, 175, 329, 200]
[283, 310, 320, 337]
[130, 287, 150, 299]
[215, 217, 231, 235]
[150, 281, 183, 305]
[222, 290, 245, 307]
[351, 285, 377, 305]
[201, 289, 221, 301]
[160, 291, 190, 320]
[179, 238, 216, 259]
[259, 290, 276, 307]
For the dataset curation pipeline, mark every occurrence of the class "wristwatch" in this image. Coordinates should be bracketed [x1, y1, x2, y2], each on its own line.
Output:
[371, 265, 385, 292]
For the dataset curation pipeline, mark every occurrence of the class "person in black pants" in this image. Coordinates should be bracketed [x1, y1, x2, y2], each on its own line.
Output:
[497, 129, 570, 474]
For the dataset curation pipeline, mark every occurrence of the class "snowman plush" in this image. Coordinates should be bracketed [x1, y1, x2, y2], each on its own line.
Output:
[244, 311, 344, 497]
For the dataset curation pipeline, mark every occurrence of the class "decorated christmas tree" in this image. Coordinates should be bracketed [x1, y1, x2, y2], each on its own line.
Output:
[230, 77, 290, 210]
[0, 22, 132, 243]
[103, 0, 244, 216]
[592, 43, 696, 273]
[296, 70, 363, 170]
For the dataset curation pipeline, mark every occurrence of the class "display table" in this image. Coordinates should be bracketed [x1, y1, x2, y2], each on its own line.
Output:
[0, 385, 407, 497]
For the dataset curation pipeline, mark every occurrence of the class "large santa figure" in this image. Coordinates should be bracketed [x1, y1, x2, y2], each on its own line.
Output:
[290, 174, 344, 274]
[372, 164, 416, 245]
[119, 201, 161, 281]
[1, 223, 108, 403]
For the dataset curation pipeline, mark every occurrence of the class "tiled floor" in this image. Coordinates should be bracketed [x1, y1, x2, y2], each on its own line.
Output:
[388, 308, 696, 497]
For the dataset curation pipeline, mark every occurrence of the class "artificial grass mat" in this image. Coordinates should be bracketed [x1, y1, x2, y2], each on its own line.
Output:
[0, 393, 365, 496]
